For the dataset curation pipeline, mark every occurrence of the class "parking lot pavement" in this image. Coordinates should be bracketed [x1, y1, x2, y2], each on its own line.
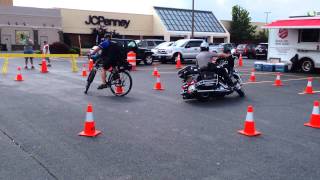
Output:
[1, 58, 320, 180]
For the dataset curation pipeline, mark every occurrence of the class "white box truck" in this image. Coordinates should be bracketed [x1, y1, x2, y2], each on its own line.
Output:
[264, 16, 320, 73]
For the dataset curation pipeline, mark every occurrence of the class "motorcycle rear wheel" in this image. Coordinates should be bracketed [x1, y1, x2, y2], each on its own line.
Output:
[196, 92, 210, 101]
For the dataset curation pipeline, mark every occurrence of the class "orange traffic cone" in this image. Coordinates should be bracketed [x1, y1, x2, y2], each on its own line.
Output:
[79, 103, 101, 137]
[238, 54, 243, 67]
[88, 59, 94, 71]
[152, 66, 159, 76]
[304, 101, 320, 128]
[176, 54, 182, 69]
[273, 73, 283, 86]
[153, 74, 164, 90]
[238, 105, 261, 136]
[304, 77, 314, 94]
[15, 66, 24, 81]
[249, 69, 256, 82]
[82, 64, 87, 77]
[40, 59, 48, 73]
[115, 85, 124, 95]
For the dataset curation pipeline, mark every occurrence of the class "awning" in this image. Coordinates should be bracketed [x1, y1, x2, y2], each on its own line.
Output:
[263, 18, 320, 29]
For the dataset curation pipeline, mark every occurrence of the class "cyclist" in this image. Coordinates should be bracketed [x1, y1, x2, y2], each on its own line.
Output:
[90, 34, 123, 90]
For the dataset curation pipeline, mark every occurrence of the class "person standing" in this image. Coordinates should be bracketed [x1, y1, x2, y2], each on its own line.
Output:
[23, 37, 34, 69]
[42, 41, 51, 67]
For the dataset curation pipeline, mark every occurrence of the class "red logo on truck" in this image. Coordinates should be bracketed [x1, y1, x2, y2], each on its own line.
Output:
[278, 29, 288, 39]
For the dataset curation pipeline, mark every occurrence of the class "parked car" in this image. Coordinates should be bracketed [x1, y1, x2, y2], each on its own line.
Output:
[235, 44, 256, 59]
[157, 39, 204, 63]
[210, 43, 235, 54]
[151, 42, 174, 61]
[255, 43, 268, 60]
[111, 38, 154, 65]
[135, 39, 166, 50]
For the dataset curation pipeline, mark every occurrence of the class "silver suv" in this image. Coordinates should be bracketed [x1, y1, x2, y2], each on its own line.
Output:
[156, 39, 204, 63]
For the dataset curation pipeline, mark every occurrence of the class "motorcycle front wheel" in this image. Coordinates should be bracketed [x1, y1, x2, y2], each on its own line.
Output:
[236, 89, 245, 97]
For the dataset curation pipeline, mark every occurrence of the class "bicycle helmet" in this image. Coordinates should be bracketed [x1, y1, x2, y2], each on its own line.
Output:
[223, 46, 231, 54]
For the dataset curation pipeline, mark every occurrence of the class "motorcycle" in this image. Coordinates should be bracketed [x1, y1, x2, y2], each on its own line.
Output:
[178, 55, 245, 101]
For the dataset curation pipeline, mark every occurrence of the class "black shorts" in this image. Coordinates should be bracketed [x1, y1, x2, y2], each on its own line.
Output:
[102, 57, 116, 70]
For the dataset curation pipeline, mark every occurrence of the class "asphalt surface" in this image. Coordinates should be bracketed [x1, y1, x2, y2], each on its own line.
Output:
[1, 57, 320, 180]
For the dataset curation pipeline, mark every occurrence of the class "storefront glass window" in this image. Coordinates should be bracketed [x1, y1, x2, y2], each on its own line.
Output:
[15, 30, 30, 44]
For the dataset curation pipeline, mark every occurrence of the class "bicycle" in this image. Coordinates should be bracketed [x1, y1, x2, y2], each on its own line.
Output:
[84, 57, 133, 97]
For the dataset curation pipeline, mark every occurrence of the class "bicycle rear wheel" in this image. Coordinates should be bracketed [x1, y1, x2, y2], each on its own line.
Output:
[108, 71, 132, 96]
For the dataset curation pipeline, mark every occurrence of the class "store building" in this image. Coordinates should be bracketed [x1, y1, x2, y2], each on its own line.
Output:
[61, 7, 230, 48]
[0, 5, 62, 51]
[1, 0, 230, 51]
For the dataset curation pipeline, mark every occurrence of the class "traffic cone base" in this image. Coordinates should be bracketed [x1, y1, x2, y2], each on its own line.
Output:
[304, 122, 320, 128]
[15, 75, 23, 81]
[249, 76, 256, 82]
[273, 81, 283, 86]
[78, 122, 101, 137]
[238, 121, 261, 136]
[304, 114, 320, 128]
[153, 83, 164, 90]
[304, 88, 314, 94]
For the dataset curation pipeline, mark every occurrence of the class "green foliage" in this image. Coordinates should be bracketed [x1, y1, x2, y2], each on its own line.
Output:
[254, 29, 268, 43]
[230, 5, 257, 43]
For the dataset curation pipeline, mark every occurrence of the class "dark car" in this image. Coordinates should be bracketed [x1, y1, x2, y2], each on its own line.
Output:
[235, 44, 256, 59]
[255, 43, 268, 59]
[111, 38, 154, 65]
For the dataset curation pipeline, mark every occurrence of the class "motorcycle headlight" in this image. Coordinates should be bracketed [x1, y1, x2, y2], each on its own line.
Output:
[188, 84, 196, 93]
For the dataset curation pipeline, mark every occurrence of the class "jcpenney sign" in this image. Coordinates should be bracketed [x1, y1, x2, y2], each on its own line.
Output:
[85, 15, 130, 28]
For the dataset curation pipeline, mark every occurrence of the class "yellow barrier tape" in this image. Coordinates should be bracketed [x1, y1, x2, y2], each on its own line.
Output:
[0, 54, 79, 58]
[0, 54, 80, 73]
[1, 57, 9, 75]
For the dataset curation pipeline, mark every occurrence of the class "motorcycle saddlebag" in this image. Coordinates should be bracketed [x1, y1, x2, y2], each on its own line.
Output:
[178, 65, 199, 79]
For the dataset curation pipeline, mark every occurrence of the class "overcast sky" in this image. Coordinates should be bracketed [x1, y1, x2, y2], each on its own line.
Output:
[14, 0, 320, 22]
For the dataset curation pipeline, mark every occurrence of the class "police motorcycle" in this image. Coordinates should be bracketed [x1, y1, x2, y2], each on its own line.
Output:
[178, 49, 245, 101]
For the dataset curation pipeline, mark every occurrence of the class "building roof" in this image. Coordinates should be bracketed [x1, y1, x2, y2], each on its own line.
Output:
[264, 17, 320, 29]
[154, 6, 225, 33]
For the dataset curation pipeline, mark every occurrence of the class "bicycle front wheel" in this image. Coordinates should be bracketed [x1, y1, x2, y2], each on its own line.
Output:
[84, 69, 97, 94]
[108, 71, 133, 97]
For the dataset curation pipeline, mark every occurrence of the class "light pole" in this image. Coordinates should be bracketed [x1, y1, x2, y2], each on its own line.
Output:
[264, 12, 271, 24]
[191, 0, 195, 39]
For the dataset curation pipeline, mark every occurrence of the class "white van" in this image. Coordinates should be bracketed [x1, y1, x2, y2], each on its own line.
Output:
[264, 17, 320, 72]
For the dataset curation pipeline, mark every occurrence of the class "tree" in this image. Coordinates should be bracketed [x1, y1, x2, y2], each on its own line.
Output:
[254, 29, 268, 43]
[230, 5, 257, 43]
